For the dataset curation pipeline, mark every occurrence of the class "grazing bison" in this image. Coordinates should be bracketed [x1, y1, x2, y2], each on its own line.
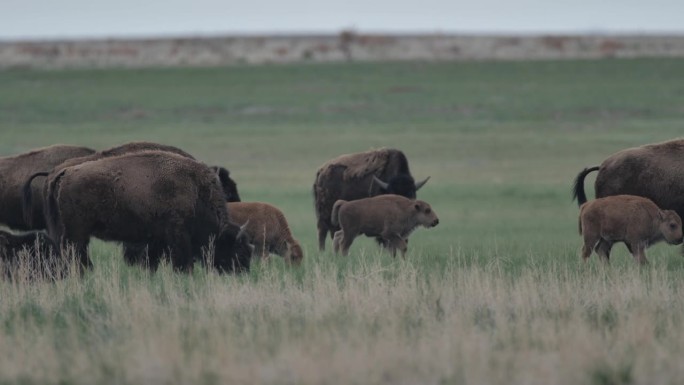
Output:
[331, 195, 439, 258]
[227, 202, 304, 264]
[45, 151, 251, 273]
[0, 229, 55, 262]
[22, 141, 241, 228]
[0, 229, 61, 280]
[572, 138, 684, 221]
[578, 195, 683, 265]
[0, 144, 95, 230]
[313, 148, 429, 251]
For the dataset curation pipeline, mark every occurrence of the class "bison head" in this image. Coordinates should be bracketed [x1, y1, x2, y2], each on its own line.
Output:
[211, 166, 241, 202]
[414, 200, 439, 228]
[215, 221, 253, 273]
[373, 175, 430, 199]
[659, 210, 683, 245]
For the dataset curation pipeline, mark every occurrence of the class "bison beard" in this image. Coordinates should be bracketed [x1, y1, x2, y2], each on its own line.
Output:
[44, 151, 251, 274]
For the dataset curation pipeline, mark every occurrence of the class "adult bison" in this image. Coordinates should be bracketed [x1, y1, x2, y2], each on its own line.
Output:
[45, 151, 251, 273]
[0, 144, 95, 231]
[313, 148, 429, 251]
[572, 138, 684, 221]
[22, 141, 241, 228]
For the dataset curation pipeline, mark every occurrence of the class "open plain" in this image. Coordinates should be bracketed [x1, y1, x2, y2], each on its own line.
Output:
[1, 59, 684, 384]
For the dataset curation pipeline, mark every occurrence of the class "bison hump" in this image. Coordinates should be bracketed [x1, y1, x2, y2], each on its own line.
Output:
[319, 148, 392, 181]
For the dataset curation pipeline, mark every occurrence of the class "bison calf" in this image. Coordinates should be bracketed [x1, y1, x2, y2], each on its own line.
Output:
[579, 195, 683, 265]
[331, 195, 439, 258]
[227, 202, 304, 264]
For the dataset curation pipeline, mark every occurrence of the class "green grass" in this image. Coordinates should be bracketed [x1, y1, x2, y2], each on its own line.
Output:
[1, 58, 684, 384]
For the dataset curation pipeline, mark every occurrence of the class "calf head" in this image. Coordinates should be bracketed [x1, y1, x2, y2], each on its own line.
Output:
[659, 209, 683, 245]
[413, 200, 439, 228]
[286, 242, 304, 265]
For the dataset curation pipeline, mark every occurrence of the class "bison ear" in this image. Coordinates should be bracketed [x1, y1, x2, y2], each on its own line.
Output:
[415, 176, 430, 191]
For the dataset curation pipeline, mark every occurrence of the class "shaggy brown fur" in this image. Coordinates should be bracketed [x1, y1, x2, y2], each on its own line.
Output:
[331, 194, 439, 258]
[227, 202, 304, 264]
[579, 195, 683, 265]
[313, 148, 429, 251]
[22, 141, 241, 228]
[572, 138, 684, 221]
[44, 151, 250, 273]
[0, 145, 95, 230]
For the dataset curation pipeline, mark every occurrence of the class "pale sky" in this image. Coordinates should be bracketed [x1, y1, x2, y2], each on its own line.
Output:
[2, 0, 684, 40]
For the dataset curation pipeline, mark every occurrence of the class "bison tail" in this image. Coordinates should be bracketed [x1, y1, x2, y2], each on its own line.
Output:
[21, 172, 49, 228]
[331, 200, 347, 227]
[572, 166, 599, 207]
[45, 170, 66, 247]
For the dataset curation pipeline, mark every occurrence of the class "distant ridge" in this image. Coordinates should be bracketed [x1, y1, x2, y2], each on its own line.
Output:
[2, 33, 684, 69]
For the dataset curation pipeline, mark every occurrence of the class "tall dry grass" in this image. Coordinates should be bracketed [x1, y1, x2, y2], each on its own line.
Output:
[1, 246, 683, 385]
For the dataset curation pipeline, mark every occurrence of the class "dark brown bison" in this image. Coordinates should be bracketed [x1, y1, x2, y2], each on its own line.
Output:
[45, 151, 251, 273]
[313, 148, 429, 251]
[22, 141, 241, 228]
[331, 194, 439, 258]
[227, 202, 304, 264]
[579, 195, 683, 265]
[0, 144, 95, 230]
[572, 138, 684, 221]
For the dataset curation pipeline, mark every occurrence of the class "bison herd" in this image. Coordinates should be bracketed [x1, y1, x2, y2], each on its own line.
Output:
[0, 142, 438, 278]
[1, 137, 683, 278]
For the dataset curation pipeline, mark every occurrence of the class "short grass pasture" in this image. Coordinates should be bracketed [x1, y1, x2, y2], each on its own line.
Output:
[1, 59, 684, 384]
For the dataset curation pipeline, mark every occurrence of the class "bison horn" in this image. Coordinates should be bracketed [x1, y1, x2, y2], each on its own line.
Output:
[237, 220, 249, 239]
[373, 175, 389, 190]
[415, 176, 430, 190]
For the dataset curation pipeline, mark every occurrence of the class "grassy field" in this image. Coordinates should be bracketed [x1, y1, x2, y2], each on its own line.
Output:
[1, 58, 684, 384]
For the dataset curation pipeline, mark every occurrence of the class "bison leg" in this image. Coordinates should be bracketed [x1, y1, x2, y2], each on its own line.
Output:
[384, 234, 408, 258]
[317, 220, 330, 252]
[627, 242, 649, 265]
[336, 231, 355, 256]
[332, 230, 344, 254]
[167, 230, 193, 273]
[123, 242, 162, 271]
[594, 239, 613, 263]
[581, 233, 599, 261]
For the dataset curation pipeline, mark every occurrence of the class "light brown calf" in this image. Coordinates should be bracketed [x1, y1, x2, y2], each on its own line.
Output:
[579, 195, 683, 265]
[331, 194, 439, 258]
[227, 202, 304, 264]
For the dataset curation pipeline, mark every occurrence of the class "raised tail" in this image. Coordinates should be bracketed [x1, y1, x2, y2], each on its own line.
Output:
[331, 200, 347, 227]
[21, 172, 49, 228]
[572, 166, 599, 207]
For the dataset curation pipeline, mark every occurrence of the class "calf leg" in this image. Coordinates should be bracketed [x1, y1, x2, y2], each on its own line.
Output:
[627, 242, 649, 265]
[594, 239, 613, 263]
[332, 230, 343, 254]
[338, 231, 355, 256]
[389, 236, 408, 258]
[581, 232, 600, 261]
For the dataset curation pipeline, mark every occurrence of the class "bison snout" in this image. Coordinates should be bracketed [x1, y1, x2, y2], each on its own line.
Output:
[432, 219, 439, 227]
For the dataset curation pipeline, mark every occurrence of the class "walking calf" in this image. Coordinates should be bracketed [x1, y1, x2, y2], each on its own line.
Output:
[331, 194, 439, 257]
[579, 195, 683, 265]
